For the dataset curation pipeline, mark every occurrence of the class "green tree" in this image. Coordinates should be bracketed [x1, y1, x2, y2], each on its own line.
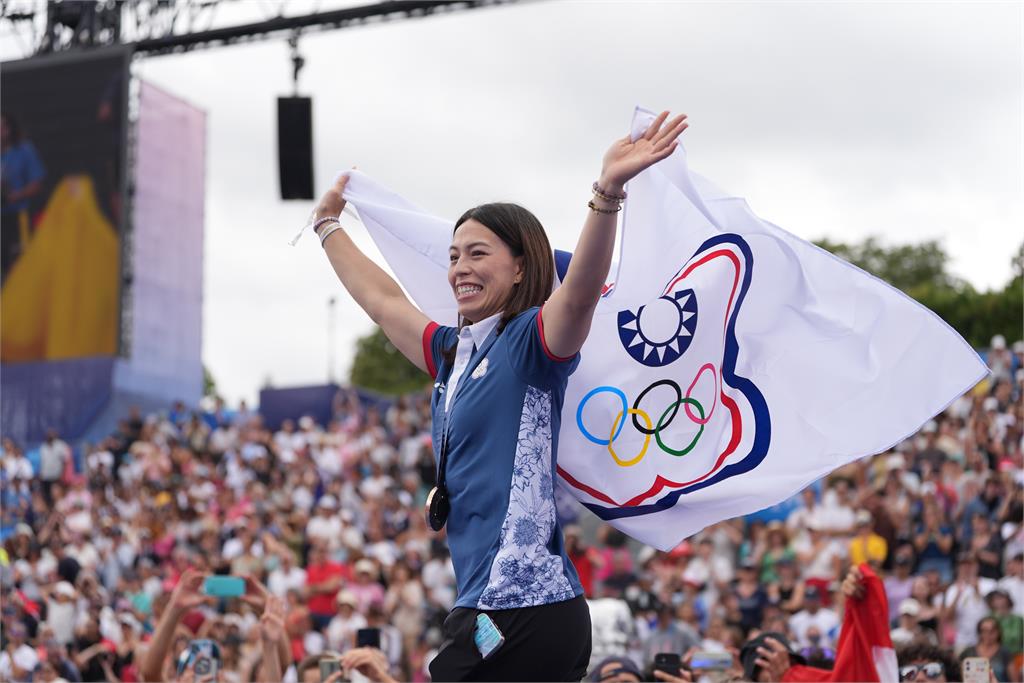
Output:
[813, 237, 1023, 348]
[813, 237, 962, 292]
[349, 326, 432, 395]
[203, 364, 219, 398]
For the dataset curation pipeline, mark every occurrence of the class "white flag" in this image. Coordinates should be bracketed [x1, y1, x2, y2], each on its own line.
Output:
[339, 107, 988, 550]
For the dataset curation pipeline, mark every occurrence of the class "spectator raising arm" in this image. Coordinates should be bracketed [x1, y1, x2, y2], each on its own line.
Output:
[259, 595, 287, 683]
[140, 569, 211, 682]
[241, 574, 292, 673]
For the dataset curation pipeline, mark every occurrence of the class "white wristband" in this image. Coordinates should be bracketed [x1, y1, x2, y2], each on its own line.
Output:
[319, 222, 343, 247]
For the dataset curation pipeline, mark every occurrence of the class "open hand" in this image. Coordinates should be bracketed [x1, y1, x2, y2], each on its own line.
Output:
[341, 647, 397, 683]
[755, 637, 793, 680]
[314, 173, 351, 223]
[259, 595, 286, 643]
[240, 574, 270, 613]
[653, 669, 693, 683]
[600, 111, 688, 191]
[169, 569, 212, 614]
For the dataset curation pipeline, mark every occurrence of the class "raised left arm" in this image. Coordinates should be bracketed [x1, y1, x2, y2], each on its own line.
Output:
[542, 111, 688, 358]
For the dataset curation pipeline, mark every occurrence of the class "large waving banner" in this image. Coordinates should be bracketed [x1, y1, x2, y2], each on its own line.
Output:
[337, 107, 987, 550]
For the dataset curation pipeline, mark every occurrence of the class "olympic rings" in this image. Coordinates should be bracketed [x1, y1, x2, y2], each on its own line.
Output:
[685, 363, 717, 425]
[655, 398, 705, 456]
[607, 409, 652, 467]
[631, 380, 682, 435]
[575, 369, 719, 467]
[576, 386, 628, 446]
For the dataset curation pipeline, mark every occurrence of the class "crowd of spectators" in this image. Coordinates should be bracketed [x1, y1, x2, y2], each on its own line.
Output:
[1, 338, 1022, 682]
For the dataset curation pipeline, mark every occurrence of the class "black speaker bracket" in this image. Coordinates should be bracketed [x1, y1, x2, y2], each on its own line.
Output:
[288, 31, 305, 96]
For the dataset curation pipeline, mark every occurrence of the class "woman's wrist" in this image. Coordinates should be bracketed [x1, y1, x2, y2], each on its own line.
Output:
[313, 214, 340, 237]
[597, 174, 626, 197]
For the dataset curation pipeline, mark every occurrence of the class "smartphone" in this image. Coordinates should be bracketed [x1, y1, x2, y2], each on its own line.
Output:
[474, 613, 504, 659]
[962, 657, 990, 683]
[176, 639, 222, 678]
[653, 652, 682, 678]
[356, 627, 381, 650]
[690, 651, 732, 670]
[203, 575, 245, 598]
[319, 657, 342, 682]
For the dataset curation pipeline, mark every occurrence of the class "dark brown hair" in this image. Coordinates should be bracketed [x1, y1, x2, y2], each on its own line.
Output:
[441, 203, 554, 365]
[454, 202, 554, 329]
[895, 643, 958, 680]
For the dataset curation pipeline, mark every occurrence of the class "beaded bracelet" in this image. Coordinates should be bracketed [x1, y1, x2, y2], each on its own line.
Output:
[313, 215, 340, 233]
[592, 181, 627, 203]
[319, 223, 344, 246]
[588, 199, 622, 215]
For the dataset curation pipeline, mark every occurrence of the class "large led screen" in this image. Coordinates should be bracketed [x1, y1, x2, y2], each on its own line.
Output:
[1, 47, 130, 362]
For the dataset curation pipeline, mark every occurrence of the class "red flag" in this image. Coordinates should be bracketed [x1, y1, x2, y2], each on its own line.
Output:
[783, 564, 898, 682]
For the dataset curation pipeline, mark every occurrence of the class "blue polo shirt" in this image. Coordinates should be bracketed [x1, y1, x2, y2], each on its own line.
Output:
[422, 306, 584, 610]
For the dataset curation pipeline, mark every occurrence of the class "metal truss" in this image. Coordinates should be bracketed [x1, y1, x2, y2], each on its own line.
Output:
[1, 0, 512, 59]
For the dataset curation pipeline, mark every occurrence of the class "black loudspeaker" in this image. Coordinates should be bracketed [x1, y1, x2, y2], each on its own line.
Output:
[277, 97, 314, 200]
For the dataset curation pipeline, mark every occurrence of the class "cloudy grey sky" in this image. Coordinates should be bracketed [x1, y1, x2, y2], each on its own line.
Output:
[9, 1, 1023, 406]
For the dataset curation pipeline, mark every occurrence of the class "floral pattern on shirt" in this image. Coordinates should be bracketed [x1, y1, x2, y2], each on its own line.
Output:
[477, 387, 575, 610]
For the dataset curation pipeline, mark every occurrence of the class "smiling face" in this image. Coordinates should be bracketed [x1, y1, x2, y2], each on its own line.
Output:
[448, 219, 523, 324]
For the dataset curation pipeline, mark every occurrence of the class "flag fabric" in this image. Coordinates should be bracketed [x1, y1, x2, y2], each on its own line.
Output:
[336, 106, 988, 550]
[782, 564, 898, 682]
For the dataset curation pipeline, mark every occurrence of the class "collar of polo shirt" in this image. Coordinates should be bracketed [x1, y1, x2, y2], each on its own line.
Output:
[464, 310, 502, 349]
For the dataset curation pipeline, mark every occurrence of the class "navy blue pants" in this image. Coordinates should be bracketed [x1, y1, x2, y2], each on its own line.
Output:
[429, 595, 592, 682]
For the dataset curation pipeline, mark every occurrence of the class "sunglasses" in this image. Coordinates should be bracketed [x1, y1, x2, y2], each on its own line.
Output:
[899, 663, 944, 681]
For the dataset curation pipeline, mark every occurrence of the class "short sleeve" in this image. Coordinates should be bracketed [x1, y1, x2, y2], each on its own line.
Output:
[25, 144, 44, 183]
[503, 306, 580, 389]
[423, 321, 457, 380]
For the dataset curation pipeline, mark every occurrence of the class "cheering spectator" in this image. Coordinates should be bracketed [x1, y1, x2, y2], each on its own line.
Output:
[566, 525, 603, 598]
[896, 642, 959, 682]
[349, 558, 386, 613]
[789, 585, 839, 650]
[37, 429, 70, 504]
[985, 589, 1023, 657]
[0, 366, 1018, 681]
[640, 602, 699, 670]
[884, 544, 917, 623]
[267, 548, 307, 600]
[890, 598, 937, 647]
[958, 616, 1012, 680]
[305, 543, 350, 630]
[914, 501, 955, 583]
[848, 510, 887, 568]
[326, 590, 366, 652]
[941, 553, 998, 652]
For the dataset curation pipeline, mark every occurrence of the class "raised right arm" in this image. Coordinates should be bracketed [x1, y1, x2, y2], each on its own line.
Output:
[313, 174, 433, 374]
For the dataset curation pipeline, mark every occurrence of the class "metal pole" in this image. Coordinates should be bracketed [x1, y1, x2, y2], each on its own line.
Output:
[327, 296, 336, 384]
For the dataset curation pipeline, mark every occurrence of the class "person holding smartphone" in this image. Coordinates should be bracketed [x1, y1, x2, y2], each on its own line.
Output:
[310, 111, 689, 681]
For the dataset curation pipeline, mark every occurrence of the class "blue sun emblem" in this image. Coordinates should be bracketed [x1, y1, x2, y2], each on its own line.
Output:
[617, 289, 698, 367]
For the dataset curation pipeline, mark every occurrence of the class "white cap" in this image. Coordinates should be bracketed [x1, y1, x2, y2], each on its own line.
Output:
[921, 420, 937, 434]
[55, 581, 76, 598]
[898, 598, 921, 616]
[12, 646, 38, 672]
[992, 334, 1007, 350]
[886, 454, 907, 471]
[637, 546, 658, 566]
[317, 495, 338, 510]
[983, 396, 999, 412]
